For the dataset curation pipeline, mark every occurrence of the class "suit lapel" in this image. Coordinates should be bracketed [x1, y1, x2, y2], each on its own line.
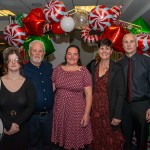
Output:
[108, 60, 115, 87]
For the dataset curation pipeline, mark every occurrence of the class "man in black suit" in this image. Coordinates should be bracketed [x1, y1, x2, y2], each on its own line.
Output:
[119, 33, 150, 150]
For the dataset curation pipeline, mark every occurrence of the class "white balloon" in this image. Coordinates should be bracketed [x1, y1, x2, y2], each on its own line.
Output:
[60, 16, 75, 32]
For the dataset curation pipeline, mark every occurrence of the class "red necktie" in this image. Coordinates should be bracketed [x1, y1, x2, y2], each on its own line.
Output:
[127, 58, 132, 102]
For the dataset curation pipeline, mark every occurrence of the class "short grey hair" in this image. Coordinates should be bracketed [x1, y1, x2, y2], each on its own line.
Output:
[29, 40, 45, 51]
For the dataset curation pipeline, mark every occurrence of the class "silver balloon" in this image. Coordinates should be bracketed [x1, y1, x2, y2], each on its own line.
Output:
[73, 12, 88, 29]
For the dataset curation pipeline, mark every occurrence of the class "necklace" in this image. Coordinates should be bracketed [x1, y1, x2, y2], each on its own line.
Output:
[99, 63, 109, 70]
[102, 66, 109, 70]
[65, 65, 78, 70]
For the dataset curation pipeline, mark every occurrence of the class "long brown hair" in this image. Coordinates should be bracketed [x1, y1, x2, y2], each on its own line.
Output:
[61, 45, 82, 66]
[3, 47, 23, 74]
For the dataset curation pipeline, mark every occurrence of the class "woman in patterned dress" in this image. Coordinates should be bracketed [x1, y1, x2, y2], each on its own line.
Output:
[51, 45, 93, 150]
[89, 38, 125, 150]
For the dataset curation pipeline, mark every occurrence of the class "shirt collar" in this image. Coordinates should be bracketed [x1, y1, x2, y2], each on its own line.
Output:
[28, 61, 43, 69]
[125, 52, 138, 62]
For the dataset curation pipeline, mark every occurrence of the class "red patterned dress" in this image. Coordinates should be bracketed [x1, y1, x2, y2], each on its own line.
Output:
[89, 66, 124, 150]
[51, 65, 93, 150]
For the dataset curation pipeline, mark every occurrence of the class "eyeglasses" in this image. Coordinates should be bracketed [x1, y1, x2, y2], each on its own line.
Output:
[7, 58, 20, 63]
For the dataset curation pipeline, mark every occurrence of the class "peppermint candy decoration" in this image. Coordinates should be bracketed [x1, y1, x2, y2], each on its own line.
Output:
[43, 0, 66, 23]
[137, 34, 150, 52]
[81, 26, 99, 43]
[3, 24, 26, 47]
[88, 5, 113, 31]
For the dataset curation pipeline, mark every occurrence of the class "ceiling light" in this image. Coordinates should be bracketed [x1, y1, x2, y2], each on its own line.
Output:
[0, 43, 6, 45]
[0, 10, 15, 16]
[75, 6, 95, 12]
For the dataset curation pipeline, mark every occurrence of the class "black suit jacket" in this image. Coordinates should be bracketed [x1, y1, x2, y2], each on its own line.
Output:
[91, 59, 125, 130]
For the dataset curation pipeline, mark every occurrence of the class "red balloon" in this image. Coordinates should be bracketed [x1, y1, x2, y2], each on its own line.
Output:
[19, 46, 28, 64]
[145, 49, 150, 56]
[23, 8, 46, 36]
[51, 22, 64, 35]
[99, 25, 129, 53]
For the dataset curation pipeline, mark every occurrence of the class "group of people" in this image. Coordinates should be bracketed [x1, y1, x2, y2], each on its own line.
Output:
[0, 33, 150, 150]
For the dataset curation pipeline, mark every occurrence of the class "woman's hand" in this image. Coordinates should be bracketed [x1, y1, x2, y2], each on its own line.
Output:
[4, 128, 11, 135]
[81, 113, 90, 127]
[146, 108, 150, 123]
[111, 118, 121, 126]
[8, 123, 19, 135]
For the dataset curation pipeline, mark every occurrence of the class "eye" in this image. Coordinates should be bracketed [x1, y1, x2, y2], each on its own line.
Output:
[8, 58, 19, 63]
[67, 53, 71, 55]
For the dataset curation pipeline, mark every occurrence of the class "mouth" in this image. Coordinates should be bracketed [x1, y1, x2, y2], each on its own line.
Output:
[127, 48, 132, 50]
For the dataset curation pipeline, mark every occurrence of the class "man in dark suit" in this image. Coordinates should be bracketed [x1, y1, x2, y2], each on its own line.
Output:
[119, 33, 150, 150]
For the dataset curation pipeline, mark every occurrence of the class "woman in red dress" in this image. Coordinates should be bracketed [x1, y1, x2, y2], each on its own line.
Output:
[89, 38, 125, 150]
[51, 45, 93, 150]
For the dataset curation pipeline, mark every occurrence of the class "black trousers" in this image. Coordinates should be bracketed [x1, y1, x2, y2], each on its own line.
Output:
[122, 100, 149, 150]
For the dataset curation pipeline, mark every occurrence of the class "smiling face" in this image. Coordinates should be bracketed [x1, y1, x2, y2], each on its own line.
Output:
[98, 45, 113, 60]
[29, 41, 45, 66]
[122, 33, 137, 57]
[66, 47, 79, 66]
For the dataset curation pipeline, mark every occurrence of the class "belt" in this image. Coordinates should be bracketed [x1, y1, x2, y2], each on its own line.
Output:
[35, 111, 49, 116]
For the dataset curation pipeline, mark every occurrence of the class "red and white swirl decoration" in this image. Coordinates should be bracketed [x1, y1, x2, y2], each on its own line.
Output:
[88, 5, 113, 31]
[3, 24, 26, 47]
[43, 23, 52, 33]
[81, 26, 99, 43]
[137, 34, 150, 52]
[110, 5, 123, 21]
[43, 0, 66, 23]
[110, 5, 128, 28]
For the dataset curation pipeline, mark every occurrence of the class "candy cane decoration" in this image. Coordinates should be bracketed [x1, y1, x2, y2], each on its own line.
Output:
[43, 23, 52, 33]
[81, 26, 99, 43]
[110, 5, 123, 21]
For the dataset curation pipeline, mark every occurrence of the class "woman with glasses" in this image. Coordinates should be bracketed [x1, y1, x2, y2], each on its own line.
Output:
[0, 47, 35, 150]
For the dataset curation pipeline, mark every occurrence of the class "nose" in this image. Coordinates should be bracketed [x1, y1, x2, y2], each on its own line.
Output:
[127, 42, 131, 46]
[12, 60, 16, 63]
[35, 51, 40, 55]
[70, 54, 75, 58]
[101, 49, 107, 52]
